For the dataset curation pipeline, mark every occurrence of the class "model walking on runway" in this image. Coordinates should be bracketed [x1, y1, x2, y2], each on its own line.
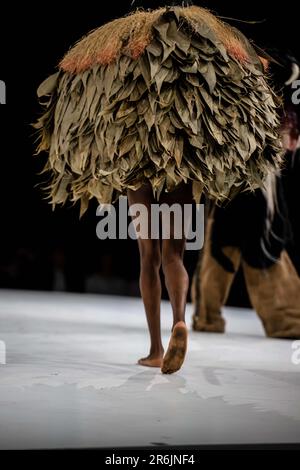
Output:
[35, 0, 283, 373]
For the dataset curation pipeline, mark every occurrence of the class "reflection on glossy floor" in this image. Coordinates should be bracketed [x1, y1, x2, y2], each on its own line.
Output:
[0, 289, 299, 449]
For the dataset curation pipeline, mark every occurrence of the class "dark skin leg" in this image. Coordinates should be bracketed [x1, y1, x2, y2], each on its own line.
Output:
[160, 183, 193, 373]
[160, 183, 193, 327]
[127, 183, 164, 367]
[127, 181, 194, 372]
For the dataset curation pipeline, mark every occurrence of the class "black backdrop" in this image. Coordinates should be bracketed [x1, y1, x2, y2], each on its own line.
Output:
[0, 1, 299, 303]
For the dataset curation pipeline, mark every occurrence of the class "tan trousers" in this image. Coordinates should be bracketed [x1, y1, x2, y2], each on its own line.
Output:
[192, 219, 300, 338]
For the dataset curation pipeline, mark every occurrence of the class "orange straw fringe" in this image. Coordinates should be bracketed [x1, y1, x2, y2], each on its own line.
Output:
[60, 6, 258, 74]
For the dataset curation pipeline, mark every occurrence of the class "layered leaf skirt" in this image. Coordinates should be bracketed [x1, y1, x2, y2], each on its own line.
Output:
[35, 5, 283, 215]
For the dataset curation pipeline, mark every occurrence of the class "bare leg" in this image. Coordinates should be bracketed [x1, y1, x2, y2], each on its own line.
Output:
[160, 182, 194, 374]
[162, 237, 189, 326]
[127, 184, 164, 367]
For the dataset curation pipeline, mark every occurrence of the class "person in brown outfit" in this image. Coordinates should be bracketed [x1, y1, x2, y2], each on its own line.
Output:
[192, 53, 300, 339]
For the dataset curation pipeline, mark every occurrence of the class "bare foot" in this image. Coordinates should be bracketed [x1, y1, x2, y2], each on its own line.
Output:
[161, 321, 188, 374]
[138, 351, 164, 368]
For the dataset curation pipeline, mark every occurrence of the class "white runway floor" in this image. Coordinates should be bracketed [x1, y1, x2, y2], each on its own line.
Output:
[0, 289, 299, 449]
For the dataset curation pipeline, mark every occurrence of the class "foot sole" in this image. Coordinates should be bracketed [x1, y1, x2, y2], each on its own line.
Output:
[161, 321, 188, 374]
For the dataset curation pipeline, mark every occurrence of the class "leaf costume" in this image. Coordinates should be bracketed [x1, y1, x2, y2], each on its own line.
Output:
[35, 5, 283, 215]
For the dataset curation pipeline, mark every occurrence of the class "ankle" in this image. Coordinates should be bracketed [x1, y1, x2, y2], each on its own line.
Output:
[150, 345, 164, 356]
[172, 319, 185, 329]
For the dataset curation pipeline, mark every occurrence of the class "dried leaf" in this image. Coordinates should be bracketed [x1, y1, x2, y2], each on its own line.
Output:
[37, 72, 60, 97]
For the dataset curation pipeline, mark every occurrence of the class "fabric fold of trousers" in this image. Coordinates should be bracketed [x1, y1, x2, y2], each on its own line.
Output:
[192, 216, 300, 339]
